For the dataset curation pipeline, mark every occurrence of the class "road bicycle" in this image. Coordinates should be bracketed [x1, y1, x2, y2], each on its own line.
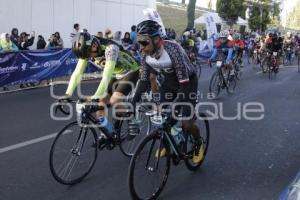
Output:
[128, 109, 210, 200]
[49, 98, 150, 185]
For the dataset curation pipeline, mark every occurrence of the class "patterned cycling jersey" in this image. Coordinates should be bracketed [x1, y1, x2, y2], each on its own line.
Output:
[139, 40, 194, 84]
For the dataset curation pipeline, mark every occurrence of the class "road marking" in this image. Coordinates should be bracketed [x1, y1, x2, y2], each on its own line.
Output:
[0, 130, 71, 154]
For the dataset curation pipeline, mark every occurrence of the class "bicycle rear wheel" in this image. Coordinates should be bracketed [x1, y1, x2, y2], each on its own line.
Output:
[49, 121, 98, 185]
[119, 110, 151, 157]
[128, 131, 170, 200]
[208, 71, 221, 99]
[234, 63, 242, 80]
[226, 77, 236, 94]
[184, 113, 210, 171]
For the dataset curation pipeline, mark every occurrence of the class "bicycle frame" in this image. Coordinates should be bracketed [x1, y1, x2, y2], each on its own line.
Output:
[76, 102, 113, 140]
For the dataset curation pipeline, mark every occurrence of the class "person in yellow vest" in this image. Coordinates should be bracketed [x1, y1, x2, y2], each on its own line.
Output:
[0, 33, 18, 53]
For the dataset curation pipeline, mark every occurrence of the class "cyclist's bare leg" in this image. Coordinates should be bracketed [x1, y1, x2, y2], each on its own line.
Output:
[182, 120, 200, 141]
[95, 93, 111, 118]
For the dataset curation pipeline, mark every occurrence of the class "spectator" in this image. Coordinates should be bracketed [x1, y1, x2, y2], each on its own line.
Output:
[121, 32, 132, 47]
[10, 28, 19, 46]
[54, 32, 64, 48]
[113, 31, 122, 45]
[46, 34, 58, 50]
[36, 35, 46, 49]
[104, 28, 113, 39]
[96, 31, 103, 38]
[19, 31, 35, 50]
[130, 25, 137, 42]
[0, 33, 19, 53]
[70, 23, 80, 41]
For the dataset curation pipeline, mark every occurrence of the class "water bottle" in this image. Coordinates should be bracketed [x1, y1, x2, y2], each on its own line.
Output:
[171, 123, 183, 145]
[98, 116, 113, 135]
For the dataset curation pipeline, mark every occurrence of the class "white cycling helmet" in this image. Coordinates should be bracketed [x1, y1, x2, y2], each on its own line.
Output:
[219, 30, 228, 38]
[183, 31, 190, 36]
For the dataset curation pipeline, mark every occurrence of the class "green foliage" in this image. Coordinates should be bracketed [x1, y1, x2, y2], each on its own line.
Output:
[247, 0, 281, 32]
[248, 3, 270, 32]
[216, 0, 245, 26]
[186, 0, 197, 30]
[286, 1, 300, 29]
[157, 4, 204, 36]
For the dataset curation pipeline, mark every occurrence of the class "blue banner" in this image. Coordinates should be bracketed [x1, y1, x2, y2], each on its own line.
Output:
[0, 49, 98, 87]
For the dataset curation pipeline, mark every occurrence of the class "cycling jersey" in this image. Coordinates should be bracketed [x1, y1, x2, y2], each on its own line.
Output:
[209, 40, 234, 63]
[232, 39, 245, 49]
[132, 40, 197, 115]
[65, 38, 139, 99]
[264, 37, 282, 52]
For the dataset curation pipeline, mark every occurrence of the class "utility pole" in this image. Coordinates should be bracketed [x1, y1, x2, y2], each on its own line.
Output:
[260, 2, 263, 33]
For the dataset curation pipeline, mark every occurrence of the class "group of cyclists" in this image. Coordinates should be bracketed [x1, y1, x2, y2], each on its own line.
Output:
[52, 19, 300, 199]
[247, 30, 300, 69]
[59, 19, 204, 164]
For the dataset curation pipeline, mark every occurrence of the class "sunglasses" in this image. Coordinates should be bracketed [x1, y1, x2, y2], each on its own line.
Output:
[137, 39, 151, 46]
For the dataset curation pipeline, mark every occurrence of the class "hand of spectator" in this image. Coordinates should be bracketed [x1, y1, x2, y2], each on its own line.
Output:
[31, 31, 36, 37]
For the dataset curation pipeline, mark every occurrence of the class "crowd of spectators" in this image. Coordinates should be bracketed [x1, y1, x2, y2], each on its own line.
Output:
[0, 28, 65, 53]
[1, 22, 207, 91]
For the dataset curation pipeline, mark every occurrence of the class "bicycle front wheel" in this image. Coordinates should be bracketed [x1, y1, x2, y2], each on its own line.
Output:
[184, 113, 210, 171]
[49, 121, 98, 185]
[128, 131, 170, 200]
[260, 57, 268, 73]
[208, 71, 222, 99]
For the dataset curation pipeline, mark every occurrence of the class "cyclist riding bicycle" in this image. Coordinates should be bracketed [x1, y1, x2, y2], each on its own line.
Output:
[232, 33, 245, 67]
[61, 32, 140, 133]
[283, 32, 295, 53]
[130, 20, 204, 164]
[260, 31, 282, 72]
[208, 30, 235, 78]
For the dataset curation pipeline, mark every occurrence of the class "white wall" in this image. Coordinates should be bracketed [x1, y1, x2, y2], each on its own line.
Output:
[0, 0, 156, 48]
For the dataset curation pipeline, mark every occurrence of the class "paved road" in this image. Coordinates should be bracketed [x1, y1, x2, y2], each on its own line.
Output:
[0, 61, 299, 200]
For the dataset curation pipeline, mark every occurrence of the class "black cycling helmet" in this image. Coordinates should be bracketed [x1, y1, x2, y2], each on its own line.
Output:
[72, 32, 100, 59]
[137, 20, 162, 37]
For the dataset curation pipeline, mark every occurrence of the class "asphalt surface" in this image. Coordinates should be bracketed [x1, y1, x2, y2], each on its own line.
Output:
[0, 60, 299, 200]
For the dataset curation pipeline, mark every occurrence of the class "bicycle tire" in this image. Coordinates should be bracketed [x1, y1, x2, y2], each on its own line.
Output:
[49, 121, 98, 185]
[261, 57, 268, 73]
[128, 131, 171, 200]
[234, 64, 242, 80]
[119, 111, 151, 157]
[226, 76, 236, 94]
[184, 113, 210, 171]
[208, 71, 221, 99]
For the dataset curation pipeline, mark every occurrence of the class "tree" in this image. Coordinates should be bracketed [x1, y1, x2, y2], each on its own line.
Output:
[208, 0, 212, 10]
[247, 0, 280, 32]
[186, 0, 197, 30]
[181, 0, 186, 4]
[216, 0, 245, 27]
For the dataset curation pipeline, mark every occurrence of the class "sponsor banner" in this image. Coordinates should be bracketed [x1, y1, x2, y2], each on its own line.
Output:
[204, 14, 218, 39]
[0, 49, 98, 87]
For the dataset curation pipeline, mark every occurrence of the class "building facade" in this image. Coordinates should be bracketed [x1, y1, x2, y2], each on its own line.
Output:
[0, 0, 155, 47]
